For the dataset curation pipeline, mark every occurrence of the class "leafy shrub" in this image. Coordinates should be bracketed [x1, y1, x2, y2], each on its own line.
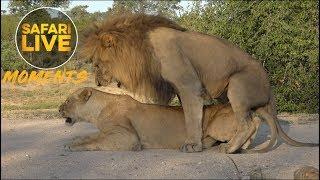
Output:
[179, 1, 319, 113]
[1, 1, 318, 113]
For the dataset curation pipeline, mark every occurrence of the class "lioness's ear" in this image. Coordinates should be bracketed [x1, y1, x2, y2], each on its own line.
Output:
[100, 33, 116, 48]
[80, 89, 92, 101]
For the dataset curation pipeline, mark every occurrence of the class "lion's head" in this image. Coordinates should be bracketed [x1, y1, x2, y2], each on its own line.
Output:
[79, 14, 186, 104]
[59, 88, 93, 126]
[93, 60, 120, 87]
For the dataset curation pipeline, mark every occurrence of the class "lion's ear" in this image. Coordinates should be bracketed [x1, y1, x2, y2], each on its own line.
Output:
[100, 33, 116, 48]
[80, 89, 92, 101]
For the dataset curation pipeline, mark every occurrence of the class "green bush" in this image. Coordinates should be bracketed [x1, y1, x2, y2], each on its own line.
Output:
[1, 1, 318, 113]
[1, 14, 30, 70]
[179, 1, 319, 113]
[1, 40, 30, 71]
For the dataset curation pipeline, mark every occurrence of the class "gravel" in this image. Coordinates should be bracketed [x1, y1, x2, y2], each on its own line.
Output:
[1, 115, 319, 179]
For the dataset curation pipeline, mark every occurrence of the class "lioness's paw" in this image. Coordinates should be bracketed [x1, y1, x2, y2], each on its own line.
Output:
[64, 144, 83, 152]
[71, 136, 88, 145]
[64, 144, 73, 152]
[72, 136, 83, 141]
[64, 144, 91, 152]
[180, 143, 202, 153]
[218, 143, 229, 154]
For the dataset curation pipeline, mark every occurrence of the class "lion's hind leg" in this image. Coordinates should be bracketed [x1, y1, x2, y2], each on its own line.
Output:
[241, 115, 262, 150]
[65, 127, 141, 152]
[226, 69, 270, 153]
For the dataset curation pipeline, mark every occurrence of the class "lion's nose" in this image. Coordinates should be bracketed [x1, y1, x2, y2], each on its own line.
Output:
[95, 79, 101, 86]
[117, 81, 121, 88]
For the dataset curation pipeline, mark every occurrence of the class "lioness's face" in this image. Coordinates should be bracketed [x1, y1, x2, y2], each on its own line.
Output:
[59, 88, 92, 126]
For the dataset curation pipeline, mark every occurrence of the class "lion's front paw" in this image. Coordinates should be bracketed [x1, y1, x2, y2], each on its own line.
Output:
[131, 143, 142, 151]
[180, 142, 202, 153]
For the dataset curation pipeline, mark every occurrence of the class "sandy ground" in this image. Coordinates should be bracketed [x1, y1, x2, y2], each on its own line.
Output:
[1, 113, 319, 179]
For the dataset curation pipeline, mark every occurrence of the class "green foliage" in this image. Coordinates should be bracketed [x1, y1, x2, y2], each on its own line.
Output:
[1, 14, 29, 70]
[1, 14, 19, 40]
[1, 39, 29, 70]
[109, 0, 182, 19]
[1, 1, 318, 113]
[66, 5, 106, 31]
[64, 5, 107, 71]
[179, 1, 319, 113]
[8, 0, 69, 15]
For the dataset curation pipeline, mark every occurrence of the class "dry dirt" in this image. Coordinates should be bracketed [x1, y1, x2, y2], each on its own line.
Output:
[1, 81, 319, 179]
[1, 110, 319, 179]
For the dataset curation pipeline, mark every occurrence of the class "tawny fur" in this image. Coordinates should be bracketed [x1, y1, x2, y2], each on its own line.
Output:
[79, 14, 318, 153]
[59, 88, 260, 151]
[79, 13, 269, 153]
[80, 14, 185, 104]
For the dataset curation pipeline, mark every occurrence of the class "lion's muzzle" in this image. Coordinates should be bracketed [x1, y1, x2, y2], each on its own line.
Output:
[95, 78, 101, 86]
[59, 103, 75, 126]
[65, 117, 72, 123]
[58, 104, 66, 116]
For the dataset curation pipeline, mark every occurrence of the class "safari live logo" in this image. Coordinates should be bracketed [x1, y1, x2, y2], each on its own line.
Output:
[2, 7, 88, 86]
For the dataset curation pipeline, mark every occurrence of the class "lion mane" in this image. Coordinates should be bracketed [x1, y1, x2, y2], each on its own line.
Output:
[80, 14, 186, 103]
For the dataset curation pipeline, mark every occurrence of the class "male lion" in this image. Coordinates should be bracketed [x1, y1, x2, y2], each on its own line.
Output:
[80, 14, 316, 153]
[59, 88, 317, 152]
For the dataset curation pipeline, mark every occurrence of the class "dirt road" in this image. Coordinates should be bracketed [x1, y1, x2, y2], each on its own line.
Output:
[1, 113, 319, 179]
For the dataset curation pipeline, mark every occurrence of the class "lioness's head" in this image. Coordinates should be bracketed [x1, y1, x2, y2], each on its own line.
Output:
[59, 88, 94, 126]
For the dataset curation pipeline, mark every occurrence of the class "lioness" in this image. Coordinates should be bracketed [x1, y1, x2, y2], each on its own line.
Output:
[59, 87, 261, 152]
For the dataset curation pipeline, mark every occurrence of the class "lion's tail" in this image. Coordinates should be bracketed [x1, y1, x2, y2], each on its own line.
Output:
[242, 107, 278, 153]
[265, 90, 277, 119]
[269, 91, 318, 147]
[254, 92, 318, 153]
[243, 91, 318, 154]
